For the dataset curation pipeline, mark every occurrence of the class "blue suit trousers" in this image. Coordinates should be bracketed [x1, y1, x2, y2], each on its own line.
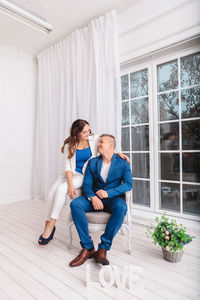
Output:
[70, 196, 127, 250]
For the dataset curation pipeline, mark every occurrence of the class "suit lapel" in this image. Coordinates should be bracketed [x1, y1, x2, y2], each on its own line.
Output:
[97, 156, 104, 182]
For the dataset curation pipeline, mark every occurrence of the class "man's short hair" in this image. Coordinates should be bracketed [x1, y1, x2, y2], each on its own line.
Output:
[100, 134, 116, 148]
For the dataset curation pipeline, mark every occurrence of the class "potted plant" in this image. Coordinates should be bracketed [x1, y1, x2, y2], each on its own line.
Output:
[146, 212, 196, 262]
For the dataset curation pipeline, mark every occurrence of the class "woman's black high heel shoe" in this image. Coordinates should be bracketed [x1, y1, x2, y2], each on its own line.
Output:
[38, 226, 56, 245]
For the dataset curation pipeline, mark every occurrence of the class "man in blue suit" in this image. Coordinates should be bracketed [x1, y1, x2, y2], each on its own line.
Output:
[69, 134, 132, 267]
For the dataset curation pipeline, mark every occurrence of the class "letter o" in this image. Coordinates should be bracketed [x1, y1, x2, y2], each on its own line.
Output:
[99, 266, 114, 288]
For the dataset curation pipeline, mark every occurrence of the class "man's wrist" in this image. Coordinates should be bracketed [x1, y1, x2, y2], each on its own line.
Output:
[88, 196, 98, 201]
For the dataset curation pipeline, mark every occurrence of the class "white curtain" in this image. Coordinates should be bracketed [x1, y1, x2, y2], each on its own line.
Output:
[33, 10, 121, 200]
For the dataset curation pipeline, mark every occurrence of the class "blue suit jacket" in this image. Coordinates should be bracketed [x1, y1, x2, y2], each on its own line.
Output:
[82, 153, 133, 199]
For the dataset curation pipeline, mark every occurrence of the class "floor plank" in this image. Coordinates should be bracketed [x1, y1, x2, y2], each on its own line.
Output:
[0, 199, 199, 300]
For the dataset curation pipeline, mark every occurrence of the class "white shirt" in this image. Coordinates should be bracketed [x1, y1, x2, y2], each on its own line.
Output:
[88, 161, 111, 201]
[100, 162, 111, 182]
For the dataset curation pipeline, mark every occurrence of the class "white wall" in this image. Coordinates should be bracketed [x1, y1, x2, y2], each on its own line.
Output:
[0, 0, 199, 205]
[118, 0, 200, 62]
[0, 45, 36, 204]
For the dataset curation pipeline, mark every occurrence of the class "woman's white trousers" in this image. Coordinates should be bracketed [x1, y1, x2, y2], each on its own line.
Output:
[45, 172, 83, 220]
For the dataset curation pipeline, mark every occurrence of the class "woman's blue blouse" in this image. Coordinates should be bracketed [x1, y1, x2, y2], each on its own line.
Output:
[75, 146, 92, 174]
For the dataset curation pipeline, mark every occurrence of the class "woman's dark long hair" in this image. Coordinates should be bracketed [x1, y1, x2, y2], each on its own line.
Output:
[61, 119, 90, 158]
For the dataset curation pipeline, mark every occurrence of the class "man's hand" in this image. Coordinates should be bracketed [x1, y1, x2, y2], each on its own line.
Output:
[96, 190, 108, 199]
[91, 196, 104, 210]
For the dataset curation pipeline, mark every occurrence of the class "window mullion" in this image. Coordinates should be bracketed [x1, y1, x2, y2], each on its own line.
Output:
[178, 55, 183, 214]
[152, 61, 159, 212]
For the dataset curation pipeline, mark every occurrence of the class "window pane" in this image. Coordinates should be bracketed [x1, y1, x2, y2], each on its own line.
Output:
[158, 91, 179, 121]
[160, 153, 180, 181]
[131, 125, 149, 151]
[183, 184, 200, 216]
[121, 75, 129, 100]
[182, 120, 200, 150]
[183, 153, 200, 183]
[181, 52, 200, 87]
[160, 182, 180, 212]
[132, 180, 150, 206]
[121, 127, 130, 151]
[157, 60, 178, 92]
[132, 153, 150, 178]
[160, 123, 179, 150]
[131, 97, 149, 124]
[122, 101, 129, 125]
[181, 87, 200, 119]
[130, 69, 148, 98]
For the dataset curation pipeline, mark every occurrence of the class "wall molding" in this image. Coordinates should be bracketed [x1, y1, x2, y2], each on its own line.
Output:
[118, 0, 192, 37]
[0, 194, 33, 205]
[120, 27, 200, 64]
[0, 161, 33, 167]
[132, 208, 200, 231]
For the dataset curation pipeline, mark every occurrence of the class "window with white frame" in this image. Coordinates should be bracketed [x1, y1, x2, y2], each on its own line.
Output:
[121, 49, 200, 220]
[121, 68, 151, 208]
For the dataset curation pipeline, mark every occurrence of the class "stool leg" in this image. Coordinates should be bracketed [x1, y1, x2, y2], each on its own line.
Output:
[68, 222, 73, 249]
[127, 226, 132, 254]
[122, 224, 132, 254]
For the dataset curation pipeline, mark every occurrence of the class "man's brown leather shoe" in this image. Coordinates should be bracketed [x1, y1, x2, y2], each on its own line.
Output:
[94, 248, 109, 265]
[69, 248, 95, 267]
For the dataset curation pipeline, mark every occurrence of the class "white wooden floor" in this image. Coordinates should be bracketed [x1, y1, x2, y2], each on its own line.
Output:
[0, 199, 199, 300]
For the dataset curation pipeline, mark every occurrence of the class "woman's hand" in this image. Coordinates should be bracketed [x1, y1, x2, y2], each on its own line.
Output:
[67, 184, 76, 199]
[117, 152, 130, 163]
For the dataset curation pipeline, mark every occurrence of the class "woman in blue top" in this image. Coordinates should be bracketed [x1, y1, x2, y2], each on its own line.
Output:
[38, 119, 129, 245]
